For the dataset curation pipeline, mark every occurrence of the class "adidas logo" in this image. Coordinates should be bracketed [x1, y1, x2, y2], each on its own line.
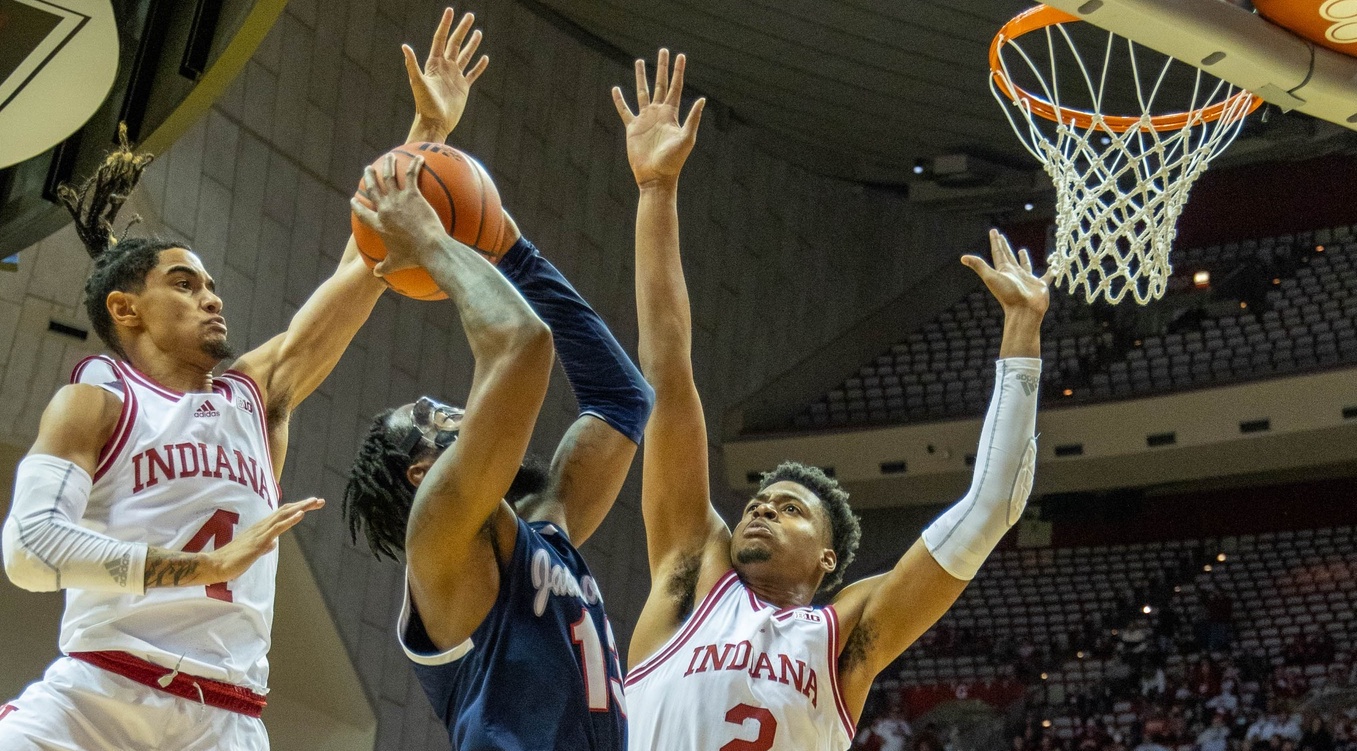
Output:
[194, 399, 220, 418]
[1017, 373, 1040, 397]
[104, 553, 130, 587]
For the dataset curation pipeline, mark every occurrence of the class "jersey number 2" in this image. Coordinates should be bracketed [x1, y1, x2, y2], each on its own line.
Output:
[721, 703, 777, 751]
[570, 611, 624, 713]
[183, 510, 240, 602]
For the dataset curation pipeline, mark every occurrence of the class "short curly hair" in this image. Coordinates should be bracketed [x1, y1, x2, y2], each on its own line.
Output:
[758, 461, 861, 592]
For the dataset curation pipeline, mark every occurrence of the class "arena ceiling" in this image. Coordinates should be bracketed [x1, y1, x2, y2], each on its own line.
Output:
[534, 0, 1357, 186]
[535, 0, 1037, 183]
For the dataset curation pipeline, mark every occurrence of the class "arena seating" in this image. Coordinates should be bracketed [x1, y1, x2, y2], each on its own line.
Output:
[854, 525, 1357, 750]
[800, 225, 1357, 430]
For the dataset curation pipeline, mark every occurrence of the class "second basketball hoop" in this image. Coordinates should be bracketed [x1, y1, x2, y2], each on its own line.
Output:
[990, 5, 1263, 305]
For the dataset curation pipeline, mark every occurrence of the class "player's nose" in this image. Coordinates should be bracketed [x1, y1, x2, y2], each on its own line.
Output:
[203, 289, 223, 314]
[751, 502, 777, 520]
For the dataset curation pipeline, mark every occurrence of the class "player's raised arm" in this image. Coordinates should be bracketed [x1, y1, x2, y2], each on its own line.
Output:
[230, 8, 489, 444]
[831, 230, 1050, 716]
[351, 154, 552, 640]
[496, 234, 655, 543]
[613, 51, 731, 667]
[611, 50, 717, 562]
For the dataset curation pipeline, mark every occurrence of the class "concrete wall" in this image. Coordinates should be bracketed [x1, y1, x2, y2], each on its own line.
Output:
[0, 1, 963, 747]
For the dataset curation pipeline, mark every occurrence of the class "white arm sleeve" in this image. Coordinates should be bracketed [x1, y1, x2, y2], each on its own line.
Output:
[922, 357, 1041, 581]
[2, 454, 147, 595]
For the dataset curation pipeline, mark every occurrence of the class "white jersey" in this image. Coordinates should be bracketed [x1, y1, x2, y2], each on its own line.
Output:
[62, 355, 280, 691]
[624, 569, 856, 751]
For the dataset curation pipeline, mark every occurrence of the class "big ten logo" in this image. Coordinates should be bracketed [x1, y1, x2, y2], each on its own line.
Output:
[1321, 0, 1357, 44]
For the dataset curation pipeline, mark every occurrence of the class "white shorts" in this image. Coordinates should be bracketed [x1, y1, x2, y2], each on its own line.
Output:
[0, 657, 269, 751]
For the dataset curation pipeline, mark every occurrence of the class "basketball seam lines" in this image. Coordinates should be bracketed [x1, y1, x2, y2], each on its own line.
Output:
[471, 160, 487, 249]
[394, 148, 457, 232]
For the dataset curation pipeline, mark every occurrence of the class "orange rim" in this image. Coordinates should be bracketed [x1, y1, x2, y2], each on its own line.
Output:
[990, 5, 1263, 133]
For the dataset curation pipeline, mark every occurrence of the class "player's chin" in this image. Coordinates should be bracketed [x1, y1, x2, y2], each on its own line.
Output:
[201, 334, 236, 362]
[733, 540, 774, 566]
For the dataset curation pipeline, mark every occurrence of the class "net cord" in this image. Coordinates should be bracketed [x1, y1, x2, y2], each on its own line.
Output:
[990, 24, 1257, 305]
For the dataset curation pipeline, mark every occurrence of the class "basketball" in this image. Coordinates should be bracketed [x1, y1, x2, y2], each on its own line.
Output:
[1255, 0, 1357, 57]
[350, 142, 514, 300]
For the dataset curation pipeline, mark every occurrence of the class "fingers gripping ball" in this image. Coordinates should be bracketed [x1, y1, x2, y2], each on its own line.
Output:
[350, 143, 514, 300]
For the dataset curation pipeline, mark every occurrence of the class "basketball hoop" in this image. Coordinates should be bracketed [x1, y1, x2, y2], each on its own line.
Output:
[990, 5, 1263, 305]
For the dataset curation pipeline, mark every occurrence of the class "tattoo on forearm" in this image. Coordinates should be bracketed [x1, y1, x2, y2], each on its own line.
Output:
[144, 552, 201, 588]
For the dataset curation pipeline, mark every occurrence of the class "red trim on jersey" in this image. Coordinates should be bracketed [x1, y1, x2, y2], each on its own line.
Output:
[219, 370, 280, 506]
[115, 361, 185, 401]
[69, 651, 266, 718]
[823, 605, 857, 739]
[93, 389, 137, 483]
[70, 355, 102, 383]
[79, 357, 138, 484]
[624, 569, 740, 687]
[213, 379, 234, 401]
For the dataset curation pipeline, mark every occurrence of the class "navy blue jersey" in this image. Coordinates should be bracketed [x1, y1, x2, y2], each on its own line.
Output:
[399, 517, 626, 751]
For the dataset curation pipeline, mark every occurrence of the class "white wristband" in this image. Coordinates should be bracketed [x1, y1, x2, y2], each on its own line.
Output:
[922, 358, 1041, 580]
[3, 454, 147, 594]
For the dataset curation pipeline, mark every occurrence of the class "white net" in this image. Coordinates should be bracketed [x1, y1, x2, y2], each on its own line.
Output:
[991, 13, 1260, 305]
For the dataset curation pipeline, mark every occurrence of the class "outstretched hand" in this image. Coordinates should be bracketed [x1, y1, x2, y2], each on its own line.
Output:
[612, 49, 705, 189]
[208, 498, 325, 583]
[962, 229, 1053, 319]
[405, 7, 489, 140]
[351, 154, 446, 277]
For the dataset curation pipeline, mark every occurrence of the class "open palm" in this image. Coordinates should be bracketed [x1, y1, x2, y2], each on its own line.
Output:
[404, 7, 489, 139]
[612, 50, 705, 187]
[963, 230, 1053, 316]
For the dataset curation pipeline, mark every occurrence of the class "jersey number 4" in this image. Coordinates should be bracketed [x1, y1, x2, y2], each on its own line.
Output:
[722, 703, 778, 751]
[183, 510, 240, 602]
[570, 611, 625, 714]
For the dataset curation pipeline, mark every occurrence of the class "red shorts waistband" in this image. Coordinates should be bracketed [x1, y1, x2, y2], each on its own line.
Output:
[68, 651, 267, 718]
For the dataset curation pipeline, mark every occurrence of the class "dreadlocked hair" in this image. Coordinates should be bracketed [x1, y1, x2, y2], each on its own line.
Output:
[344, 408, 417, 561]
[343, 407, 554, 561]
[56, 123, 179, 359]
[759, 461, 862, 592]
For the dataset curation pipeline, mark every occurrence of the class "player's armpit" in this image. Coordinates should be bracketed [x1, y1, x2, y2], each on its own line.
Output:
[627, 526, 732, 671]
[831, 539, 968, 716]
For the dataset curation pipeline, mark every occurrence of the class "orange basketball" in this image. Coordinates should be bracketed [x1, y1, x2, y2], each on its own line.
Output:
[350, 143, 514, 300]
[1255, 0, 1357, 57]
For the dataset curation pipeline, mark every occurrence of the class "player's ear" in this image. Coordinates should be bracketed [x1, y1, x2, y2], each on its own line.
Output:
[820, 547, 837, 575]
[406, 456, 435, 488]
[106, 290, 140, 330]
